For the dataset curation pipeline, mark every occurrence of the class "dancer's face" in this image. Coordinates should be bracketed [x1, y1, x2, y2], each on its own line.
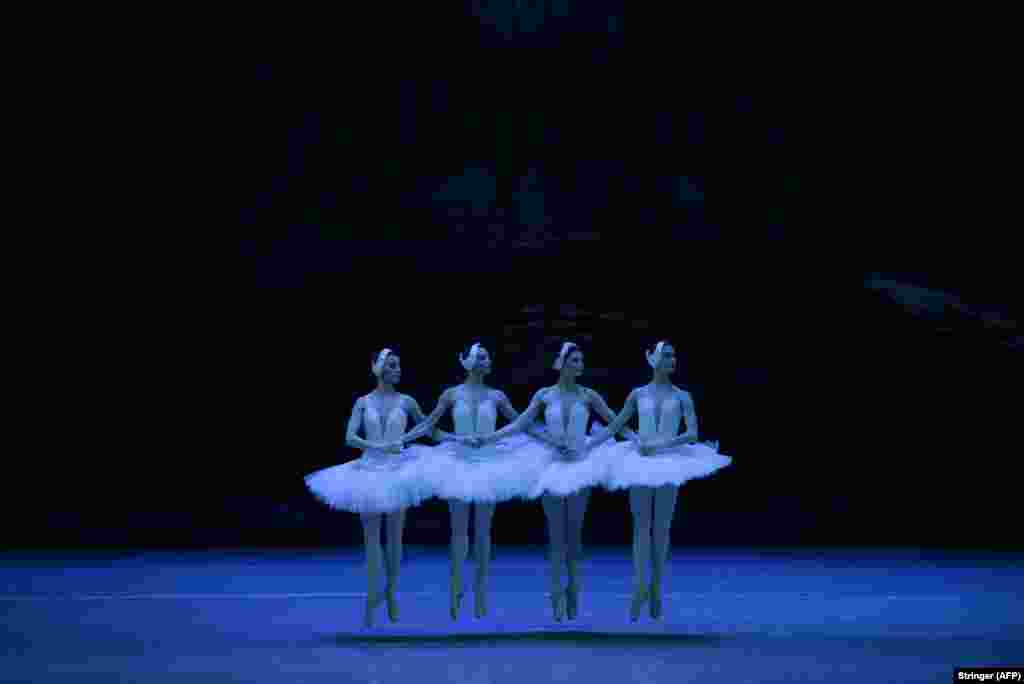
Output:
[657, 344, 677, 374]
[563, 350, 584, 377]
[380, 354, 401, 384]
[473, 347, 492, 375]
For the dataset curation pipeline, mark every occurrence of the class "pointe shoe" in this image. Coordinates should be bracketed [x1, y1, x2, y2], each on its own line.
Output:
[449, 576, 464, 620]
[386, 588, 399, 622]
[630, 586, 650, 622]
[363, 592, 382, 628]
[550, 590, 566, 622]
[566, 584, 579, 620]
[474, 590, 487, 618]
[474, 571, 488, 618]
[649, 583, 662, 620]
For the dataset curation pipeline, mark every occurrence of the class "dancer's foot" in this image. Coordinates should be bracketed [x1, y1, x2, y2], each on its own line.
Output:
[474, 589, 487, 618]
[649, 583, 662, 620]
[629, 586, 650, 622]
[449, 575, 463, 620]
[474, 570, 488, 618]
[549, 590, 566, 622]
[386, 588, 399, 622]
[566, 584, 579, 620]
[363, 592, 383, 628]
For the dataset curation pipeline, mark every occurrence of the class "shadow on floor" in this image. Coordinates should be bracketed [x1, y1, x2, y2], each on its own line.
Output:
[322, 630, 729, 647]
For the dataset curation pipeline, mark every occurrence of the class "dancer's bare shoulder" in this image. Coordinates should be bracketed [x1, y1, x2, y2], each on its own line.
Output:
[673, 386, 694, 406]
[532, 385, 557, 404]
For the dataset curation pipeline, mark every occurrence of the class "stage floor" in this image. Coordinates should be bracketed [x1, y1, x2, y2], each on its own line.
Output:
[2, 547, 1022, 683]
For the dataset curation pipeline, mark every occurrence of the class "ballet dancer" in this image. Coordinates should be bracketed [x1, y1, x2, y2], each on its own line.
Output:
[402, 342, 562, 620]
[304, 348, 437, 628]
[589, 341, 731, 620]
[482, 341, 638, 621]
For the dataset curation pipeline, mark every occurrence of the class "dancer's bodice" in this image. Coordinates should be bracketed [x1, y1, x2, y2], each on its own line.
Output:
[543, 393, 590, 439]
[637, 392, 683, 438]
[363, 400, 409, 441]
[452, 397, 498, 435]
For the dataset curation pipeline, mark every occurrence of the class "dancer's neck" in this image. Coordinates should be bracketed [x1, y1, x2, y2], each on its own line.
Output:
[651, 372, 672, 388]
[375, 382, 397, 395]
[465, 373, 485, 387]
[557, 376, 578, 393]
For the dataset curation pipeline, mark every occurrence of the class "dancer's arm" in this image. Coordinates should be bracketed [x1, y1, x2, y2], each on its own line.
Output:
[587, 388, 640, 449]
[495, 390, 563, 448]
[401, 390, 459, 443]
[344, 397, 389, 451]
[481, 388, 547, 444]
[654, 390, 700, 449]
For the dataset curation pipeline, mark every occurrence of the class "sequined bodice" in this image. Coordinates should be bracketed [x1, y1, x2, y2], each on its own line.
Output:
[452, 398, 497, 435]
[637, 394, 682, 438]
[363, 402, 408, 441]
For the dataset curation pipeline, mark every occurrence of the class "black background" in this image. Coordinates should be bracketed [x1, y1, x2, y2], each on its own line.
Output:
[14, 3, 1020, 550]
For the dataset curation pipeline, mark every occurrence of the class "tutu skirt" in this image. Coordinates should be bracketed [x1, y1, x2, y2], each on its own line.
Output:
[603, 440, 731, 490]
[304, 445, 435, 514]
[527, 431, 614, 498]
[421, 432, 549, 503]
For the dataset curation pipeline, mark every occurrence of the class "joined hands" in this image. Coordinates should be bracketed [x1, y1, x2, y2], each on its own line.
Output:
[632, 435, 661, 457]
[554, 434, 587, 461]
[377, 440, 404, 454]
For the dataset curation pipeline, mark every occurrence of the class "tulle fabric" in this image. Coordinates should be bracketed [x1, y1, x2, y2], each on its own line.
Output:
[420, 432, 549, 503]
[526, 425, 615, 498]
[304, 445, 435, 514]
[602, 440, 731, 490]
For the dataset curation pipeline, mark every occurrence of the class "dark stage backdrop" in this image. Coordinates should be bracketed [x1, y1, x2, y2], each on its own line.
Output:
[25, 283, 1020, 550]
[12, 4, 1021, 550]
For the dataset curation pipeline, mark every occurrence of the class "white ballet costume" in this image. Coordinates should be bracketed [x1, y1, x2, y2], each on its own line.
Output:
[305, 401, 434, 514]
[603, 392, 731, 490]
[527, 397, 610, 498]
[422, 397, 548, 503]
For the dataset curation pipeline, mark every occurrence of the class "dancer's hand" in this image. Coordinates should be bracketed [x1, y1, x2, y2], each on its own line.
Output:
[564, 437, 586, 461]
[638, 438, 658, 457]
[468, 435, 484, 448]
[386, 440, 404, 454]
[455, 435, 482, 448]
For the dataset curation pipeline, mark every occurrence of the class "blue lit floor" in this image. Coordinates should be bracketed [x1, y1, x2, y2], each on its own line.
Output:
[2, 547, 1022, 683]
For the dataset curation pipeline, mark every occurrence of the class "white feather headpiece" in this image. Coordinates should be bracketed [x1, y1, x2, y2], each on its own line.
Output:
[459, 343, 483, 371]
[646, 341, 668, 369]
[371, 348, 393, 377]
[553, 341, 577, 370]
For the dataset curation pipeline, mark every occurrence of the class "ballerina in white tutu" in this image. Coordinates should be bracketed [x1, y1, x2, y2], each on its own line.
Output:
[402, 342, 563, 620]
[589, 341, 732, 621]
[304, 348, 436, 628]
[482, 341, 639, 621]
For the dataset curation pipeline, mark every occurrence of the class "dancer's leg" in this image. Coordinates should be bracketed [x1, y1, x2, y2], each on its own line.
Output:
[384, 508, 406, 622]
[628, 486, 654, 621]
[359, 513, 383, 628]
[650, 485, 679, 619]
[447, 500, 470, 619]
[473, 502, 496, 617]
[541, 494, 568, 621]
[565, 488, 591, 619]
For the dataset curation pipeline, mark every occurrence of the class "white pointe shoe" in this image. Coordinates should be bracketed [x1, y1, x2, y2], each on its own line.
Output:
[630, 586, 650, 622]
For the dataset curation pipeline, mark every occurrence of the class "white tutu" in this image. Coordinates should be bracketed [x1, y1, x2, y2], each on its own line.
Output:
[421, 432, 549, 503]
[304, 445, 435, 514]
[527, 428, 615, 498]
[603, 440, 731, 490]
